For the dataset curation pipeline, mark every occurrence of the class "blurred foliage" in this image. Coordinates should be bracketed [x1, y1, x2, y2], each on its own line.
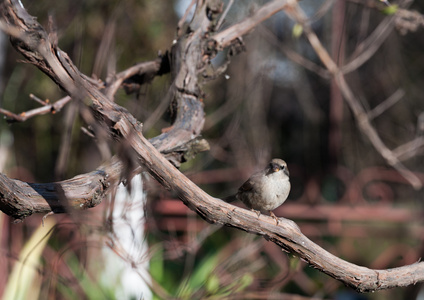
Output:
[55, 252, 117, 300]
[3, 218, 55, 300]
[0, 0, 177, 181]
[149, 232, 258, 299]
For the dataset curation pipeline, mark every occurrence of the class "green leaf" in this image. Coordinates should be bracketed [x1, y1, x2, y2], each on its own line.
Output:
[235, 274, 254, 292]
[150, 245, 164, 282]
[292, 23, 303, 38]
[382, 4, 398, 15]
[187, 254, 219, 289]
[205, 274, 220, 294]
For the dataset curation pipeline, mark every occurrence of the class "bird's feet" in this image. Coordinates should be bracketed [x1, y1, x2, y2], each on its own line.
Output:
[270, 211, 279, 225]
[252, 209, 261, 218]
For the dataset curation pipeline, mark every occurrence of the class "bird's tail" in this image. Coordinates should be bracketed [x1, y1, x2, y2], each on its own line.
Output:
[223, 194, 237, 203]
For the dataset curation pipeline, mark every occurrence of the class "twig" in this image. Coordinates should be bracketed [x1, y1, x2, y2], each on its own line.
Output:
[336, 72, 422, 189]
[258, 26, 330, 79]
[143, 81, 176, 132]
[114, 115, 424, 293]
[216, 0, 233, 30]
[177, 0, 196, 37]
[29, 94, 49, 106]
[92, 19, 116, 77]
[368, 89, 405, 120]
[341, 17, 395, 74]
[393, 137, 424, 161]
[285, 1, 422, 189]
[104, 60, 161, 100]
[213, 0, 290, 49]
[0, 96, 71, 122]
[54, 102, 78, 180]
[80, 126, 95, 138]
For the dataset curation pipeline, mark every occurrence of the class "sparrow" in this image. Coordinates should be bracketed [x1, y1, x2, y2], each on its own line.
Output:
[235, 158, 291, 224]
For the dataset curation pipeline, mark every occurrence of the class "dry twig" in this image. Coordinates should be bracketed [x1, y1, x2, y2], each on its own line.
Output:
[283, 1, 422, 189]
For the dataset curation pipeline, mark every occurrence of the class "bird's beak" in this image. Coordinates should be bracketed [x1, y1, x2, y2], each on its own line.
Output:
[269, 163, 280, 173]
[284, 168, 290, 177]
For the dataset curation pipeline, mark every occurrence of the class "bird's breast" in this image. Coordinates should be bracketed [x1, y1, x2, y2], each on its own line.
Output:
[260, 177, 290, 207]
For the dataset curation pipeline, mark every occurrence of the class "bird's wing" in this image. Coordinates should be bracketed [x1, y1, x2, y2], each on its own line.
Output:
[238, 176, 258, 193]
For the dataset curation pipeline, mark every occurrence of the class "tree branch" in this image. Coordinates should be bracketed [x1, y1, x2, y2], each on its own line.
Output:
[0, 157, 123, 220]
[284, 1, 423, 189]
[0, 0, 423, 293]
[0, 0, 208, 216]
[0, 95, 71, 122]
[213, 0, 291, 49]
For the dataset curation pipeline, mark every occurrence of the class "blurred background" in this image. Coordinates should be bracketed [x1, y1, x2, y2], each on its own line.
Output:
[0, 0, 424, 299]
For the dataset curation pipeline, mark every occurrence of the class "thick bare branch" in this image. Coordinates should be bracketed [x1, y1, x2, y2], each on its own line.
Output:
[108, 116, 424, 293]
[0, 157, 123, 220]
[0, 0, 208, 216]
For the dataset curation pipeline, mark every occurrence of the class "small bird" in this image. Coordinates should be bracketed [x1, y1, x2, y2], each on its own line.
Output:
[235, 158, 291, 224]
